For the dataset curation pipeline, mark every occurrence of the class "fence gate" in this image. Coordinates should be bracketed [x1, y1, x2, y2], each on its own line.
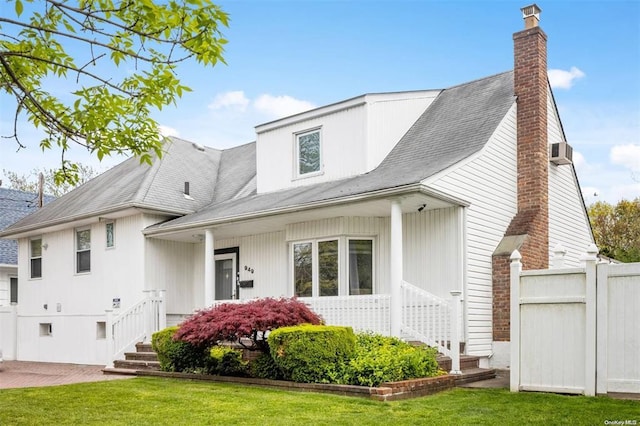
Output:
[511, 246, 640, 396]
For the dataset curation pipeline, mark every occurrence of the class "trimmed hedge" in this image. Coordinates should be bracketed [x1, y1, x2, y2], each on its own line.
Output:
[209, 346, 248, 376]
[340, 333, 440, 387]
[151, 326, 208, 373]
[268, 324, 355, 383]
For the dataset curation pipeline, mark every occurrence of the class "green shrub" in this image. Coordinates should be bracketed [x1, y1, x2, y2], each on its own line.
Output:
[151, 326, 208, 373]
[249, 352, 284, 380]
[208, 346, 248, 376]
[339, 333, 440, 387]
[268, 324, 355, 383]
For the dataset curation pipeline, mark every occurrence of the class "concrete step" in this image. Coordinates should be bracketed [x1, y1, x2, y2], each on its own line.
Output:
[102, 367, 140, 376]
[113, 359, 161, 371]
[454, 368, 497, 386]
[437, 355, 480, 372]
[125, 351, 158, 362]
[136, 342, 153, 353]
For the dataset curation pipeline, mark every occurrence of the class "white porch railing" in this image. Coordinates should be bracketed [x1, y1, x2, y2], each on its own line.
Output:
[105, 290, 166, 368]
[301, 294, 391, 335]
[400, 281, 461, 374]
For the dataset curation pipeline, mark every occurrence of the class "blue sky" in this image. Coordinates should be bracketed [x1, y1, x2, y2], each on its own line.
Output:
[0, 0, 638, 204]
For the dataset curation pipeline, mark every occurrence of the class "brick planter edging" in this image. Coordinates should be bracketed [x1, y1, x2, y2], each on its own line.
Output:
[135, 370, 455, 401]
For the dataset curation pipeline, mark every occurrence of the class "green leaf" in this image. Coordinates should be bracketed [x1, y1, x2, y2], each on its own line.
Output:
[15, 0, 23, 17]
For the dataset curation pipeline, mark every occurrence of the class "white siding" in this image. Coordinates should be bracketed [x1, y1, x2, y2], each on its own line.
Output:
[256, 92, 438, 194]
[403, 208, 462, 299]
[427, 103, 518, 356]
[216, 231, 288, 300]
[547, 90, 594, 265]
[13, 212, 165, 364]
[366, 94, 439, 170]
[256, 104, 367, 193]
[145, 239, 196, 315]
[0, 266, 17, 306]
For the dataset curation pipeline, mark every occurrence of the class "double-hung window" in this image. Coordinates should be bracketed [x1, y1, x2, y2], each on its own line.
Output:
[30, 238, 42, 279]
[292, 237, 372, 297]
[296, 128, 322, 177]
[105, 221, 115, 248]
[76, 228, 91, 273]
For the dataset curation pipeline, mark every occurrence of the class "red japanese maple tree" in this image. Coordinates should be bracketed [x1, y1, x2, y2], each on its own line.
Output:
[174, 298, 323, 352]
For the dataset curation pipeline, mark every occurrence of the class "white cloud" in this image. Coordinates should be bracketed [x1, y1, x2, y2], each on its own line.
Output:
[208, 91, 250, 111]
[610, 144, 640, 172]
[158, 125, 180, 138]
[253, 94, 316, 119]
[548, 67, 585, 89]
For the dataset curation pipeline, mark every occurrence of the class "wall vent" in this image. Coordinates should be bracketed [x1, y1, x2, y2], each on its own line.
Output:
[549, 142, 573, 165]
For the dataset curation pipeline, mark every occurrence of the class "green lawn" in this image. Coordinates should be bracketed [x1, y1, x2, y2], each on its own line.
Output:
[0, 377, 637, 425]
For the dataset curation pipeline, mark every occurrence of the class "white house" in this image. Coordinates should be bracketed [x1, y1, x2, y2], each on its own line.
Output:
[0, 5, 594, 367]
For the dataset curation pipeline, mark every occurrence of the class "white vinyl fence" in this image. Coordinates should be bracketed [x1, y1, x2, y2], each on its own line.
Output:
[510, 245, 640, 396]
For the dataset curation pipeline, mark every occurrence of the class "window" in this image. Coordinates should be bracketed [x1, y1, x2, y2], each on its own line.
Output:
[10, 277, 18, 304]
[30, 238, 42, 279]
[76, 228, 91, 273]
[105, 221, 115, 248]
[293, 242, 312, 297]
[296, 129, 321, 176]
[348, 239, 373, 295]
[292, 238, 372, 297]
[39, 323, 52, 336]
[318, 240, 338, 296]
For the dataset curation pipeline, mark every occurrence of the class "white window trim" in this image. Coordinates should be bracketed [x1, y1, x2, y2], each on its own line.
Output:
[291, 236, 375, 297]
[29, 237, 43, 280]
[293, 127, 323, 180]
[105, 221, 115, 249]
[75, 227, 91, 275]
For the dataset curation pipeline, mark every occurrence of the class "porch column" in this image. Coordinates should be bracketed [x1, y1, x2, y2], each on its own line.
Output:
[204, 229, 215, 307]
[390, 199, 403, 337]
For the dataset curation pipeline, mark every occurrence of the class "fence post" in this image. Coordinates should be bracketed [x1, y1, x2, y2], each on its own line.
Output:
[158, 289, 167, 331]
[583, 243, 598, 396]
[142, 290, 153, 342]
[596, 261, 608, 395]
[105, 309, 114, 368]
[510, 250, 522, 392]
[449, 290, 462, 375]
[551, 243, 566, 269]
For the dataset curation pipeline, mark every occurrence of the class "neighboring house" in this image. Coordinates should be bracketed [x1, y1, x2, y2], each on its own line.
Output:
[0, 188, 54, 306]
[0, 5, 594, 367]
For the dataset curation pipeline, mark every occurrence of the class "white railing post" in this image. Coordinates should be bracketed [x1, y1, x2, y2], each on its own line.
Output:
[510, 250, 523, 392]
[142, 290, 153, 342]
[583, 244, 598, 396]
[105, 309, 114, 368]
[596, 260, 608, 395]
[158, 289, 167, 331]
[449, 290, 462, 375]
[552, 243, 566, 269]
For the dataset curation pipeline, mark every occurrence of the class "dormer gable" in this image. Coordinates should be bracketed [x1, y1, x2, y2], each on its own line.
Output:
[255, 90, 440, 194]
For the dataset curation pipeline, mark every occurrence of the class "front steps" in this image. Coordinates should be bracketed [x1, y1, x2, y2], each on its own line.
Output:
[437, 354, 497, 384]
[103, 343, 160, 376]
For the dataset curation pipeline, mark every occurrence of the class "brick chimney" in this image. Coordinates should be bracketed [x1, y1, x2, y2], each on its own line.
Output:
[492, 4, 549, 342]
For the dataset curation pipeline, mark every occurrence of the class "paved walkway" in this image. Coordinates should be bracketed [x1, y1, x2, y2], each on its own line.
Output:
[0, 361, 133, 389]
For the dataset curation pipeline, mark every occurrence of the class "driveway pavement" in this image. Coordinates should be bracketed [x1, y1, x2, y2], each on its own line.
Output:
[0, 361, 133, 389]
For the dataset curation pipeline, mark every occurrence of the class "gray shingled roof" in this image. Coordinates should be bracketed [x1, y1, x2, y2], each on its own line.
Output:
[1, 71, 515, 239]
[0, 188, 55, 264]
[0, 137, 231, 236]
[149, 71, 515, 233]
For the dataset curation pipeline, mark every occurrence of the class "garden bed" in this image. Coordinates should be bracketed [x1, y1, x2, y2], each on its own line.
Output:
[135, 369, 456, 401]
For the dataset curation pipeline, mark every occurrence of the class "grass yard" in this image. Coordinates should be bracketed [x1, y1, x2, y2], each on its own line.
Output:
[0, 377, 637, 425]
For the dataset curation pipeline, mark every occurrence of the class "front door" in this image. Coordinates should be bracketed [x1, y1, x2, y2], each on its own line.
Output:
[214, 253, 237, 300]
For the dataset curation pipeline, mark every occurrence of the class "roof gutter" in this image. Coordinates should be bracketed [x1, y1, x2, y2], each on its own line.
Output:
[0, 202, 192, 239]
[144, 183, 470, 237]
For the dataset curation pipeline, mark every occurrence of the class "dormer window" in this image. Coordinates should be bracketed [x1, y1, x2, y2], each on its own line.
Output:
[296, 128, 322, 177]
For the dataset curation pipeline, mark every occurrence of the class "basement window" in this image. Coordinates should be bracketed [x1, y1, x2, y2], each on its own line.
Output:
[96, 322, 106, 339]
[39, 323, 52, 336]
